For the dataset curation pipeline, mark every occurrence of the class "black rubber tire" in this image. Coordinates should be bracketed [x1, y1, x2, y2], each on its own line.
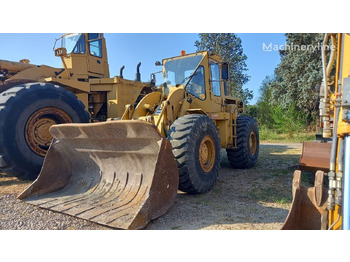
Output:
[226, 115, 259, 169]
[167, 114, 221, 194]
[0, 82, 90, 179]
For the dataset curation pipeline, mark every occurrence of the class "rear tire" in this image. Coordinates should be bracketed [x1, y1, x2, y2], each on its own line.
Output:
[167, 114, 221, 194]
[226, 115, 259, 169]
[0, 82, 90, 179]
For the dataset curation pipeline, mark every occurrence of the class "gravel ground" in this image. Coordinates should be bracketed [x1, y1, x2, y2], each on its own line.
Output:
[0, 142, 302, 230]
[0, 194, 107, 230]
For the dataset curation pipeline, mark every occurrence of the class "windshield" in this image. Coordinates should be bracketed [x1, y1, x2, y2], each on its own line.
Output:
[61, 33, 84, 53]
[163, 54, 203, 87]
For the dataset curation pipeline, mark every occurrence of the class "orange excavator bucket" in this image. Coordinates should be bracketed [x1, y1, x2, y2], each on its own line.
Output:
[299, 142, 331, 172]
[281, 170, 328, 230]
[18, 121, 179, 230]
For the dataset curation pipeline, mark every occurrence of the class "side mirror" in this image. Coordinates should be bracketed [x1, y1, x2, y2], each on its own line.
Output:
[221, 62, 229, 80]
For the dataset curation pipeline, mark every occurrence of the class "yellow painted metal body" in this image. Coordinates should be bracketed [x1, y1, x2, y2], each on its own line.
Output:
[327, 33, 350, 229]
[282, 34, 350, 230]
[121, 51, 243, 149]
[0, 33, 152, 120]
[0, 62, 60, 83]
[308, 33, 350, 229]
[336, 34, 350, 136]
[1, 36, 241, 131]
[15, 49, 246, 230]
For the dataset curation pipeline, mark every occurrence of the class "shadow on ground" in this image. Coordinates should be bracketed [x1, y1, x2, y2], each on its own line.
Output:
[146, 143, 303, 230]
[0, 172, 33, 196]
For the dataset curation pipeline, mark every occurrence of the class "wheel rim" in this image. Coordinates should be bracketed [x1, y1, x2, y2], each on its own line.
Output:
[25, 107, 72, 156]
[249, 131, 257, 155]
[199, 135, 216, 173]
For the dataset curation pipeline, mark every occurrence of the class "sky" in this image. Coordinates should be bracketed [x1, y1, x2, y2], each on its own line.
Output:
[0, 33, 286, 104]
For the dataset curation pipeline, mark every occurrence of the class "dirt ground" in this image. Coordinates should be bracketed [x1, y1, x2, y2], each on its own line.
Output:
[0, 142, 302, 230]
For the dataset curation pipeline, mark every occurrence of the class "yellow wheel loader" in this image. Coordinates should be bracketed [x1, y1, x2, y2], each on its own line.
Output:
[282, 33, 350, 230]
[18, 50, 259, 229]
[0, 33, 154, 179]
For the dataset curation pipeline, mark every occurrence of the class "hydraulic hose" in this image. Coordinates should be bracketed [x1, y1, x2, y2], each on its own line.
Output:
[343, 136, 350, 229]
[330, 106, 340, 171]
[327, 104, 340, 211]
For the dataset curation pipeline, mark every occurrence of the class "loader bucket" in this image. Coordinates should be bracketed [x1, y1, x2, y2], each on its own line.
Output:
[281, 170, 328, 230]
[18, 120, 179, 230]
[299, 142, 331, 172]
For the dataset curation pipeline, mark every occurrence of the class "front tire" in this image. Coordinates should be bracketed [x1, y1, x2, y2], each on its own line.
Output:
[0, 82, 90, 179]
[167, 114, 221, 194]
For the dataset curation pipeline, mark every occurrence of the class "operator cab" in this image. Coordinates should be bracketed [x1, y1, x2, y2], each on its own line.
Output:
[54, 33, 109, 80]
[162, 51, 229, 101]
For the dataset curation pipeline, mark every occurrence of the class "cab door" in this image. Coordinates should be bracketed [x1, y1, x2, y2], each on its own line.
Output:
[87, 33, 105, 75]
[210, 61, 222, 111]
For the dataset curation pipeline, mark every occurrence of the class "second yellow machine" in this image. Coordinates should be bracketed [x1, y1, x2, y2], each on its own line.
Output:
[18, 47, 259, 229]
[0, 33, 153, 179]
[282, 33, 350, 230]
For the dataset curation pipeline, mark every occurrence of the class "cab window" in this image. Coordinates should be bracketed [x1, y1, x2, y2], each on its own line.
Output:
[186, 66, 205, 100]
[72, 34, 85, 54]
[88, 33, 102, 58]
[210, 62, 221, 96]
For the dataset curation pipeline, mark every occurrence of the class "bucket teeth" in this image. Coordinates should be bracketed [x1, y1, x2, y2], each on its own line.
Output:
[18, 121, 179, 230]
[281, 170, 328, 230]
[282, 141, 332, 230]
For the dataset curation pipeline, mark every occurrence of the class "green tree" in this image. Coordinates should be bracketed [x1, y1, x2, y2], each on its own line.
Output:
[195, 33, 252, 104]
[269, 33, 324, 126]
[256, 75, 274, 128]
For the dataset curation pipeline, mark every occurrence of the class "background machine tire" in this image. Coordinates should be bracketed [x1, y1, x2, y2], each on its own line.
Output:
[167, 114, 221, 194]
[0, 82, 90, 179]
[226, 115, 259, 169]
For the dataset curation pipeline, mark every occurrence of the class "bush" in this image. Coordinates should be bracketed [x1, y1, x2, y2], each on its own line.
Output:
[254, 100, 314, 142]
[245, 105, 258, 118]
[270, 103, 307, 136]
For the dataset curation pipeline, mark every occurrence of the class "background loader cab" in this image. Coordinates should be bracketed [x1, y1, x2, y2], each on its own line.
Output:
[54, 33, 109, 80]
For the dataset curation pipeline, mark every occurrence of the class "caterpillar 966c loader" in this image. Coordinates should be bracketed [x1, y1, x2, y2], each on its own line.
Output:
[18, 50, 259, 229]
[282, 33, 350, 230]
[0, 33, 153, 179]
